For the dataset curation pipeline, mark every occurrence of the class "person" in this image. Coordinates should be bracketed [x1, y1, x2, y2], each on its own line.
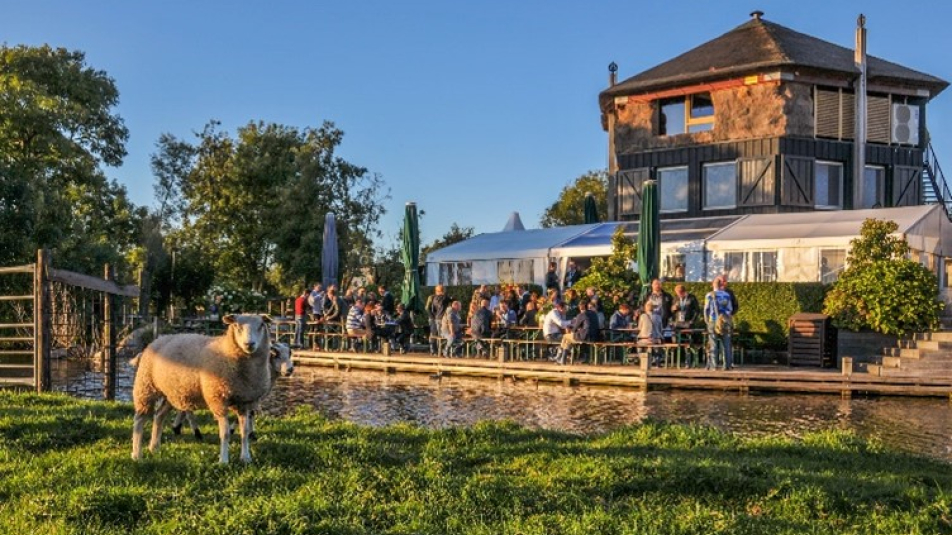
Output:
[637, 301, 663, 345]
[209, 295, 222, 321]
[346, 299, 367, 337]
[378, 285, 395, 315]
[674, 263, 685, 281]
[641, 278, 674, 328]
[426, 285, 448, 355]
[609, 303, 633, 332]
[563, 288, 580, 319]
[563, 261, 582, 289]
[704, 277, 734, 370]
[441, 298, 463, 357]
[519, 300, 538, 327]
[506, 288, 521, 316]
[559, 300, 599, 364]
[308, 283, 325, 322]
[368, 301, 395, 351]
[518, 285, 532, 314]
[343, 288, 355, 308]
[671, 284, 700, 327]
[394, 303, 415, 353]
[545, 262, 560, 294]
[469, 298, 493, 357]
[493, 300, 517, 339]
[542, 300, 571, 362]
[722, 274, 739, 314]
[293, 288, 309, 348]
[322, 285, 346, 328]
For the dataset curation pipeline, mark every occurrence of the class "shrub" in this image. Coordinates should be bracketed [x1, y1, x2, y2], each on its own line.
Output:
[823, 219, 941, 335]
[574, 226, 639, 314]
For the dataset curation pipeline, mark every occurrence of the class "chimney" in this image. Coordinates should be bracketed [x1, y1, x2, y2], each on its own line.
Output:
[750, 10, 764, 20]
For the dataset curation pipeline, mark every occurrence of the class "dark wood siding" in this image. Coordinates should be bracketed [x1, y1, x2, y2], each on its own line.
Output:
[893, 166, 921, 206]
[738, 157, 775, 206]
[781, 156, 815, 206]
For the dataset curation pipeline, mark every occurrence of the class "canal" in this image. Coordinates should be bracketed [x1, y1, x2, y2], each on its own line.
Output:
[53, 358, 952, 462]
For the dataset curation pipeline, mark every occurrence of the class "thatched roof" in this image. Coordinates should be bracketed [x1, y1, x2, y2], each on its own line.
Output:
[600, 15, 948, 106]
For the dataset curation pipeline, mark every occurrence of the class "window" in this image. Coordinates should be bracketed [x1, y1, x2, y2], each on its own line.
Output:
[820, 249, 846, 284]
[703, 162, 737, 210]
[658, 166, 688, 213]
[945, 259, 952, 289]
[662, 253, 686, 281]
[721, 251, 777, 282]
[815, 161, 843, 209]
[497, 259, 535, 284]
[861, 166, 885, 209]
[659, 93, 714, 135]
[438, 262, 472, 286]
[723, 252, 745, 281]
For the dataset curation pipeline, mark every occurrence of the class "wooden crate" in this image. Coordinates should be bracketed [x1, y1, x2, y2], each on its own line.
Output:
[788, 313, 837, 367]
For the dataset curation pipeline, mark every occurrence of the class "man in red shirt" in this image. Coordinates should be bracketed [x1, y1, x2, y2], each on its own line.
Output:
[293, 288, 309, 348]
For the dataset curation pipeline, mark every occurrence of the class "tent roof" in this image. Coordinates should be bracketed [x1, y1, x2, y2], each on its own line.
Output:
[706, 205, 937, 249]
[550, 216, 742, 257]
[425, 224, 597, 262]
[502, 212, 526, 232]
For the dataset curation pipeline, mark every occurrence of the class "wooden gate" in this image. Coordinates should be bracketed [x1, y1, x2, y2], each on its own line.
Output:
[0, 250, 139, 398]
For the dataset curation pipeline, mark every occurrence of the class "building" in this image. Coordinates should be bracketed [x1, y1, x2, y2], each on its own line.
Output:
[600, 11, 948, 221]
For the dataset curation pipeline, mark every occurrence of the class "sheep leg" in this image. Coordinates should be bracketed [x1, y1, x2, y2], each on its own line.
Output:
[216, 414, 230, 464]
[237, 411, 252, 463]
[248, 409, 257, 442]
[149, 400, 174, 453]
[171, 410, 185, 435]
[131, 410, 149, 460]
[186, 412, 203, 441]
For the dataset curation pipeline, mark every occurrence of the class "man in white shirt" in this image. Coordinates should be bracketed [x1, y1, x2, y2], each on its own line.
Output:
[542, 300, 571, 363]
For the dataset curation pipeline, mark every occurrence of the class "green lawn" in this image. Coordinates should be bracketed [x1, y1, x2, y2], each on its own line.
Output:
[0, 391, 949, 534]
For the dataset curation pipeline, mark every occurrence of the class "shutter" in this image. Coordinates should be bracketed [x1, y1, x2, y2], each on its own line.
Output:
[617, 168, 649, 217]
[815, 88, 840, 139]
[867, 95, 890, 144]
[781, 156, 815, 206]
[841, 92, 855, 140]
[738, 157, 775, 206]
[893, 165, 921, 206]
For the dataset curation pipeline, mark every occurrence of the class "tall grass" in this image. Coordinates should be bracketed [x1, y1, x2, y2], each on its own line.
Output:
[0, 391, 949, 534]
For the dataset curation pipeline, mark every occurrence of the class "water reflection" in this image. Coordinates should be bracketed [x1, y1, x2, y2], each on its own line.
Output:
[52, 359, 952, 462]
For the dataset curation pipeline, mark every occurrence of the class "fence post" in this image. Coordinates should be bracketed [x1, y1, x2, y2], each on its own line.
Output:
[34, 249, 51, 392]
[103, 264, 117, 401]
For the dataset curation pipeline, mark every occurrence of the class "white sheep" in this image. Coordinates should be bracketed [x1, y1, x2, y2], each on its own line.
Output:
[131, 313, 273, 463]
[169, 341, 294, 440]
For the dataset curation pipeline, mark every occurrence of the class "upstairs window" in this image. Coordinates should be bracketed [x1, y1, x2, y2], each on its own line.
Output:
[659, 92, 715, 135]
[815, 161, 843, 209]
[658, 166, 688, 213]
[703, 162, 737, 210]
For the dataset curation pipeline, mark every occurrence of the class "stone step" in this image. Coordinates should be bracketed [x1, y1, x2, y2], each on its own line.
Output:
[879, 368, 952, 379]
[915, 331, 952, 342]
[893, 360, 952, 371]
[912, 339, 952, 351]
[882, 356, 902, 368]
[866, 364, 883, 376]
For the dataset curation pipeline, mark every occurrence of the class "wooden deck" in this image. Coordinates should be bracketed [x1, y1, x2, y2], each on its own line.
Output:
[294, 349, 952, 398]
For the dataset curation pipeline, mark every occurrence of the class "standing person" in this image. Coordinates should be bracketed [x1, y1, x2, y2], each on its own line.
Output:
[721, 274, 739, 368]
[426, 285, 448, 355]
[293, 288, 309, 348]
[322, 285, 346, 327]
[441, 299, 463, 357]
[637, 301, 663, 345]
[704, 277, 734, 370]
[642, 278, 674, 328]
[542, 300, 571, 361]
[308, 283, 325, 323]
[469, 298, 492, 357]
[378, 285, 395, 315]
[671, 284, 701, 327]
[545, 262, 560, 294]
[563, 261, 582, 290]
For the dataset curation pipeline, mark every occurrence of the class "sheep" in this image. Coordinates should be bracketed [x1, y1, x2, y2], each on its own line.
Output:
[169, 341, 294, 441]
[131, 313, 273, 463]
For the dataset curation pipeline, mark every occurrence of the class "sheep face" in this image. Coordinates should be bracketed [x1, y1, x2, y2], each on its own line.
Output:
[223, 314, 273, 355]
[270, 342, 294, 377]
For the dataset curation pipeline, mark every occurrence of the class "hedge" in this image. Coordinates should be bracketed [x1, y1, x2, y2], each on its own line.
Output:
[665, 282, 828, 349]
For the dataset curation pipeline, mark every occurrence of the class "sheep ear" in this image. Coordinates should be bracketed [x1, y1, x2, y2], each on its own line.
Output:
[222, 314, 236, 325]
[261, 314, 273, 324]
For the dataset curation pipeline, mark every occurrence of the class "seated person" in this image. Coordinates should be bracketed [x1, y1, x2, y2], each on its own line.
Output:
[493, 301, 517, 339]
[393, 303, 415, 353]
[637, 301, 663, 345]
[608, 303, 633, 341]
[519, 300, 538, 327]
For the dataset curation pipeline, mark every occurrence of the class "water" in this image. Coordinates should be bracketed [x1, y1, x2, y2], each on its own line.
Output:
[52, 358, 952, 462]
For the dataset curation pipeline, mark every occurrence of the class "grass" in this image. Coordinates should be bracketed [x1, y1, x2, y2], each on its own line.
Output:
[0, 391, 949, 534]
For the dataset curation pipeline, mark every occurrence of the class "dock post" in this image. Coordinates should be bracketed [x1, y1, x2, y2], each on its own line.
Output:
[841, 357, 853, 376]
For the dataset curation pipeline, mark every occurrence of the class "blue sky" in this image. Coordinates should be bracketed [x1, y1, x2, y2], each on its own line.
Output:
[5, 1, 952, 249]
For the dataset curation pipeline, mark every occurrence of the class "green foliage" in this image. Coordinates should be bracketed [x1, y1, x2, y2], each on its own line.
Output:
[1, 392, 950, 534]
[575, 226, 639, 313]
[672, 282, 827, 348]
[0, 44, 140, 278]
[825, 219, 941, 335]
[540, 169, 608, 228]
[153, 120, 388, 294]
[421, 223, 474, 264]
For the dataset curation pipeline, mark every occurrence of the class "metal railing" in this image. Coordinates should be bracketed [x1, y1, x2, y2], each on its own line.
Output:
[923, 139, 952, 221]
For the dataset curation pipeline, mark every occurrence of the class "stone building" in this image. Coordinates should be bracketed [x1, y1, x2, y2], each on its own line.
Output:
[599, 11, 948, 222]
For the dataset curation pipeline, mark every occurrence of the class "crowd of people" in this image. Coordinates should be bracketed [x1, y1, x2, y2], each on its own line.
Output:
[288, 264, 740, 370]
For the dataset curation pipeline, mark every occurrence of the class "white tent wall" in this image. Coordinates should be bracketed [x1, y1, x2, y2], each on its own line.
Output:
[779, 248, 820, 282]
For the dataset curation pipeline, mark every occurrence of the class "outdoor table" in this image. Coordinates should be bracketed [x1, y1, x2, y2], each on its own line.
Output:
[673, 327, 706, 368]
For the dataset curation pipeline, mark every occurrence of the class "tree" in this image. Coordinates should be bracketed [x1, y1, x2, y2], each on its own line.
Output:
[540, 170, 608, 228]
[0, 44, 136, 277]
[421, 223, 474, 264]
[151, 120, 388, 294]
[824, 219, 942, 335]
[574, 226, 639, 313]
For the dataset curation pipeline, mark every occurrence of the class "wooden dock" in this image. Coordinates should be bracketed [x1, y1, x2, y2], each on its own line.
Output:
[294, 350, 952, 398]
